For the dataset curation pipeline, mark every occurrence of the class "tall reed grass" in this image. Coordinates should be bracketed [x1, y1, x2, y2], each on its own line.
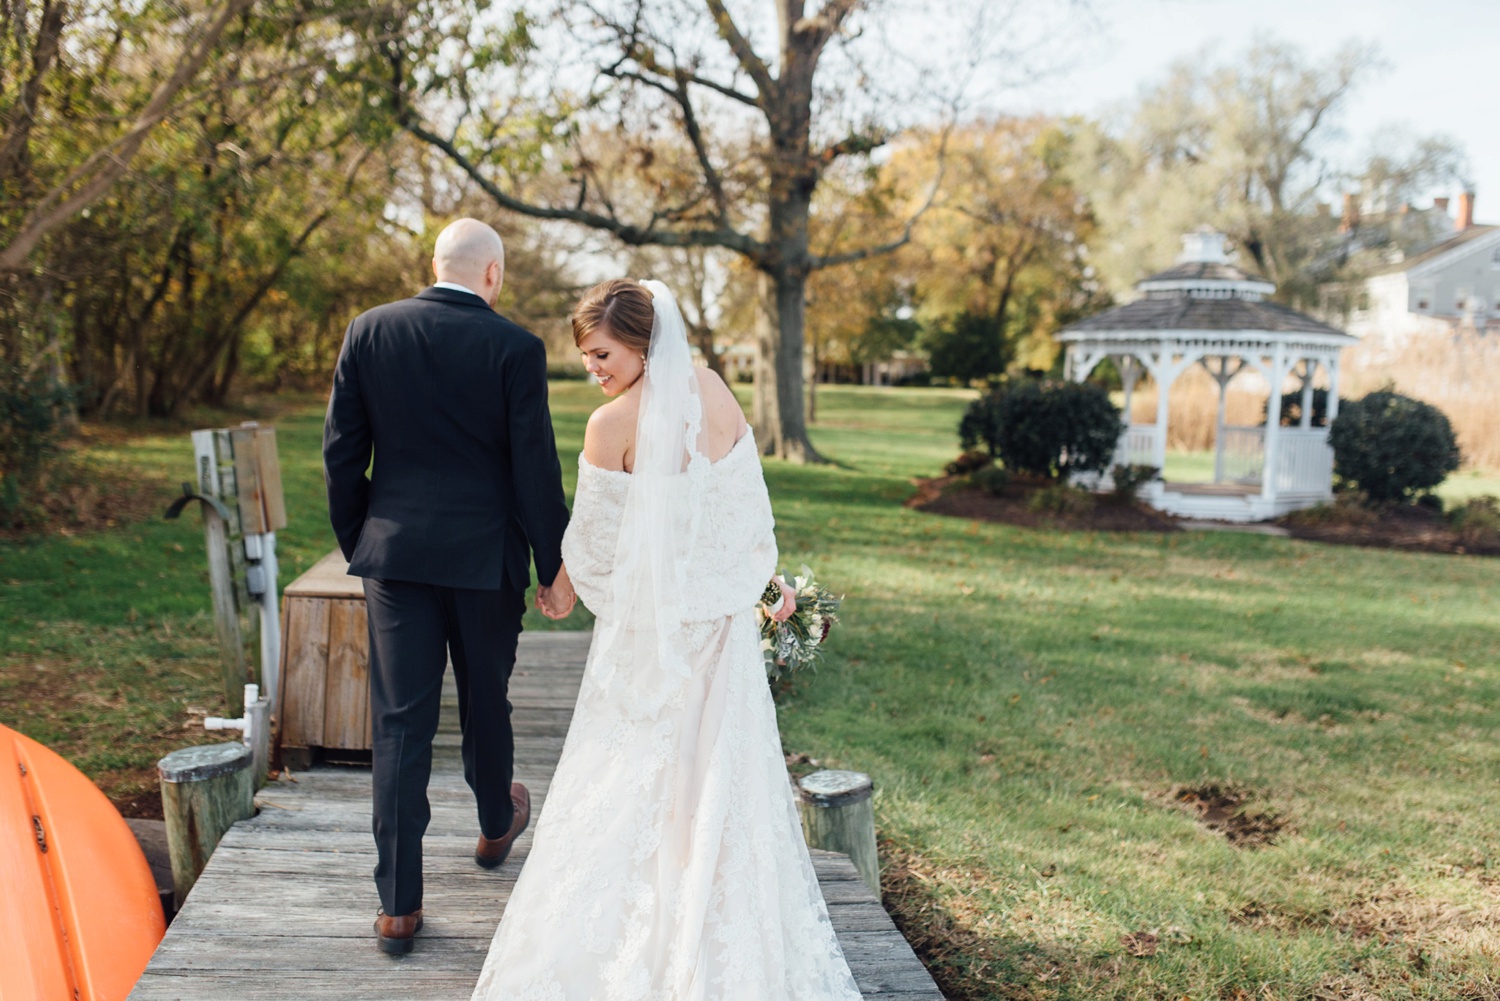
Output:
[1119, 329, 1499, 469]
[1342, 327, 1500, 470]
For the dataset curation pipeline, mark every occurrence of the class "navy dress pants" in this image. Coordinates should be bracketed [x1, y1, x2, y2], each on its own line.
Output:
[363, 577, 526, 916]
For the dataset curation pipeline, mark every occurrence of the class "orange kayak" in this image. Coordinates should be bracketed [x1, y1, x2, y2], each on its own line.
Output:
[0, 723, 165, 1001]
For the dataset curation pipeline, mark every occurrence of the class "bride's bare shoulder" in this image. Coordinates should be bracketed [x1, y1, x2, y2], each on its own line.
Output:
[695, 368, 749, 440]
[583, 394, 637, 471]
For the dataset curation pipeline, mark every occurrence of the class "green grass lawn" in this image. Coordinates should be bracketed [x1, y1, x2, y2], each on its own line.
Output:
[3, 383, 1499, 999]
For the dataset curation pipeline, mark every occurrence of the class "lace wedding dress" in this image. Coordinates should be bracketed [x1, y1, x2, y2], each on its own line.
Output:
[468, 427, 863, 1001]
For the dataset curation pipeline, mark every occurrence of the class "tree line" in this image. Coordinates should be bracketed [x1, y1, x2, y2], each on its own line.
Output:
[0, 2, 1468, 500]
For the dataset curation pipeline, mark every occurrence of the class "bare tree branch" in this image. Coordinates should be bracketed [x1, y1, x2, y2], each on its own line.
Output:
[703, 0, 773, 104]
[400, 115, 766, 260]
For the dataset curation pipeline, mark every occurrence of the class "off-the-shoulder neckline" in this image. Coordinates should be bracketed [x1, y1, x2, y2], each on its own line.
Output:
[577, 427, 755, 478]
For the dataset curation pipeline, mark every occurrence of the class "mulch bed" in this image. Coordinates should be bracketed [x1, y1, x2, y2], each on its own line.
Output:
[1279, 504, 1500, 557]
[906, 473, 1180, 533]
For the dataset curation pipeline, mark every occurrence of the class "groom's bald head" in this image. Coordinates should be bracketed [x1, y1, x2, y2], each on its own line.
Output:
[433, 218, 505, 306]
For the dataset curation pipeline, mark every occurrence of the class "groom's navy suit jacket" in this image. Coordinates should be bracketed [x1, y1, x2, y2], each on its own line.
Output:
[323, 286, 569, 592]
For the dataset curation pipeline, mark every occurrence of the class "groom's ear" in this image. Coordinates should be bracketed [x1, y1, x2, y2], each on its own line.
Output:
[430, 257, 440, 281]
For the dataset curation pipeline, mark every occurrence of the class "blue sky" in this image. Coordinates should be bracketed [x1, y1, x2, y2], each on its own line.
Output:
[1011, 0, 1498, 222]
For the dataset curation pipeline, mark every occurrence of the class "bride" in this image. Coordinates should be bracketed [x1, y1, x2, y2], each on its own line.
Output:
[470, 280, 862, 1000]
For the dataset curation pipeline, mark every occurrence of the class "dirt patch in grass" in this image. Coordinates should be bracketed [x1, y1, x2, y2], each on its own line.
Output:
[907, 474, 1181, 533]
[1280, 501, 1500, 557]
[1171, 784, 1285, 847]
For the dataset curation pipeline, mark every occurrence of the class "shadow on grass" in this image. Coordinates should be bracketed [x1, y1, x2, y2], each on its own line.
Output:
[879, 836, 1099, 1001]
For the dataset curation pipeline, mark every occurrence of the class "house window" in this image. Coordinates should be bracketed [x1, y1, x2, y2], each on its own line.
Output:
[1414, 286, 1433, 311]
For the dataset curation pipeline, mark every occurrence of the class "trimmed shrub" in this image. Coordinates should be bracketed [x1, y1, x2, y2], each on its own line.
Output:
[959, 379, 1123, 479]
[1327, 391, 1460, 503]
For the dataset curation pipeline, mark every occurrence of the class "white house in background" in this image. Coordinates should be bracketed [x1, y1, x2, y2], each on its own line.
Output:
[1344, 191, 1500, 346]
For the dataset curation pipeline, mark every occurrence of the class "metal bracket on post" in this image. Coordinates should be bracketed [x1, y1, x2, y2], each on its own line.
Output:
[165, 480, 249, 713]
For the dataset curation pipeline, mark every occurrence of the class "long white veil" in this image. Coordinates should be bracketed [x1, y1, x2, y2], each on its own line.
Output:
[592, 280, 708, 719]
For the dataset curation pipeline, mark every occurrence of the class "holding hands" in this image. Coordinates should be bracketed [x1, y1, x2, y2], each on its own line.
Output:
[536, 565, 577, 620]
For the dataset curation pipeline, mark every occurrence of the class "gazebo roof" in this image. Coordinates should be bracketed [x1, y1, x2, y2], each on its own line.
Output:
[1141, 260, 1264, 284]
[1059, 295, 1347, 338]
[1060, 229, 1353, 346]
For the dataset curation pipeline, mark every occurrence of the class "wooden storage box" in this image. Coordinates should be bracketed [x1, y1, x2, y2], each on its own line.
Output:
[277, 551, 370, 768]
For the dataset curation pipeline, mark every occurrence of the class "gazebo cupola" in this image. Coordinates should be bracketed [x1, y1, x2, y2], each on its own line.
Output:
[1058, 228, 1357, 522]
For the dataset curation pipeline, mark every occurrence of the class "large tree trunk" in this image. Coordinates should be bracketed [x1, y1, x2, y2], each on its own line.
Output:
[752, 273, 776, 451]
[766, 265, 820, 462]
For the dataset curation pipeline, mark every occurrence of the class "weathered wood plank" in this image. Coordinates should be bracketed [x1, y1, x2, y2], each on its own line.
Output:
[322, 598, 369, 749]
[283, 551, 365, 600]
[279, 597, 330, 749]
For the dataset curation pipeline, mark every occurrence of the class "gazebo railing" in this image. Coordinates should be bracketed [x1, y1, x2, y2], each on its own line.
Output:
[1272, 429, 1334, 494]
[1219, 426, 1265, 484]
[1113, 424, 1157, 467]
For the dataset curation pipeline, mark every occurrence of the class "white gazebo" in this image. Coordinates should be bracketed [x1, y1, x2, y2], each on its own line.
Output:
[1058, 230, 1357, 522]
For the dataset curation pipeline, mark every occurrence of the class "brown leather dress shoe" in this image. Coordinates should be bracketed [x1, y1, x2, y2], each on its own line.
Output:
[374, 907, 423, 956]
[475, 782, 531, 869]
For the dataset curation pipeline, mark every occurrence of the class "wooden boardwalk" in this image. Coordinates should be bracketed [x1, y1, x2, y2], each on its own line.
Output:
[130, 632, 943, 1000]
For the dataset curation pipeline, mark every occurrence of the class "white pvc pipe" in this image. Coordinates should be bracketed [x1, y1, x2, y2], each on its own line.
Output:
[254, 532, 280, 709]
[205, 684, 260, 740]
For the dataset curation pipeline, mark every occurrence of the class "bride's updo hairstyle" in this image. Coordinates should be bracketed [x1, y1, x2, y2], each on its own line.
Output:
[571, 279, 655, 354]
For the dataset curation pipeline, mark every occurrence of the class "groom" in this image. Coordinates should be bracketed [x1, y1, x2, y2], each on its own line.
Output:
[323, 218, 574, 956]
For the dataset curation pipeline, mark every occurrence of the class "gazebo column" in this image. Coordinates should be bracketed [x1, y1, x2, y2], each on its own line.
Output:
[1119, 355, 1141, 422]
[1147, 345, 1175, 474]
[1299, 360, 1317, 428]
[1140, 348, 1188, 477]
[1262, 344, 1289, 503]
[1200, 356, 1244, 485]
[1326, 355, 1342, 422]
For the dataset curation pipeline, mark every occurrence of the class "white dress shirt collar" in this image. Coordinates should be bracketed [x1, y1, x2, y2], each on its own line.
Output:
[433, 280, 482, 298]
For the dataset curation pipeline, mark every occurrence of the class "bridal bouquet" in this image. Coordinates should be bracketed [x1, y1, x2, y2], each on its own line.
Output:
[757, 566, 841, 681]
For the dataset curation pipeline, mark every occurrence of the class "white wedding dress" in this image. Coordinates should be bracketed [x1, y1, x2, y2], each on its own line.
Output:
[469, 428, 863, 1001]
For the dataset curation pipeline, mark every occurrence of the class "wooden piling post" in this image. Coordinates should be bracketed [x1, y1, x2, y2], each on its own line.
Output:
[798, 769, 879, 895]
[191, 430, 250, 711]
[158, 743, 254, 910]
